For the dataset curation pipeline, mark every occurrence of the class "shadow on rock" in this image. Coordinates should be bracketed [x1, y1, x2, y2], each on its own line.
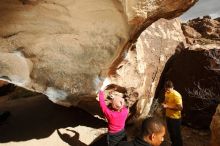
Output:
[90, 133, 108, 146]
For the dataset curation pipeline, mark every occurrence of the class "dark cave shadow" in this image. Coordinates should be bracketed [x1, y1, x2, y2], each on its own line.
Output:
[0, 95, 106, 143]
[90, 133, 108, 146]
[0, 83, 16, 96]
[153, 48, 220, 129]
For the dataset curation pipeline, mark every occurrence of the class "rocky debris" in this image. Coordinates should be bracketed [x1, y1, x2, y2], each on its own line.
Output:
[210, 104, 220, 146]
[215, 17, 220, 22]
[182, 24, 202, 39]
[156, 49, 220, 129]
[187, 16, 220, 39]
[182, 16, 220, 46]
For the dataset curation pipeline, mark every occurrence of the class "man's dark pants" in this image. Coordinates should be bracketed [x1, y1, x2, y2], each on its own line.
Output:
[166, 117, 183, 146]
[107, 129, 126, 146]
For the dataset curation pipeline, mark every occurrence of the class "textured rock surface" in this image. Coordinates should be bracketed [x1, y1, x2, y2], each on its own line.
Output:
[150, 17, 220, 129]
[156, 49, 220, 129]
[187, 16, 220, 39]
[0, 0, 196, 110]
[182, 16, 220, 49]
[0, 0, 131, 106]
[210, 104, 220, 146]
[175, 17, 220, 128]
[78, 18, 186, 121]
[0, 80, 8, 88]
[109, 18, 186, 121]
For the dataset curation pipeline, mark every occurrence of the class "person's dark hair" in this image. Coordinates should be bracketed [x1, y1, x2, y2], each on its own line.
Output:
[165, 80, 174, 89]
[141, 117, 165, 137]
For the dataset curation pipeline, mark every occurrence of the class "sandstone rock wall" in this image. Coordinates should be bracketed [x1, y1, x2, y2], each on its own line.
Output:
[182, 16, 220, 49]
[0, 0, 130, 106]
[167, 17, 220, 128]
[109, 18, 186, 120]
[78, 18, 186, 120]
[156, 48, 220, 129]
[211, 104, 220, 146]
[0, 0, 196, 114]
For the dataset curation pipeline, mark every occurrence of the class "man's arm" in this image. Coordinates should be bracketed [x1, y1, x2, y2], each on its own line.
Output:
[162, 103, 183, 111]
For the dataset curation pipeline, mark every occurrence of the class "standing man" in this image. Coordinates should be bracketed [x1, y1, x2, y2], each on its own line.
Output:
[162, 80, 183, 146]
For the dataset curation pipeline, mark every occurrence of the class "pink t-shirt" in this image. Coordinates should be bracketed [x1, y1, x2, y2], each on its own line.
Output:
[99, 91, 129, 133]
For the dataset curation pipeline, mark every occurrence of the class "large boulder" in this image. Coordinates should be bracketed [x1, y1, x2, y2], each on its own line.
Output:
[152, 17, 220, 129]
[210, 104, 220, 146]
[109, 18, 186, 120]
[0, 80, 8, 88]
[182, 16, 220, 48]
[0, 0, 196, 111]
[78, 18, 186, 121]
[156, 48, 220, 129]
[187, 16, 220, 39]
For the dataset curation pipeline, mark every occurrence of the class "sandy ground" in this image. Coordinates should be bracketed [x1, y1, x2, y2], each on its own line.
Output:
[0, 95, 107, 146]
[0, 93, 211, 146]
